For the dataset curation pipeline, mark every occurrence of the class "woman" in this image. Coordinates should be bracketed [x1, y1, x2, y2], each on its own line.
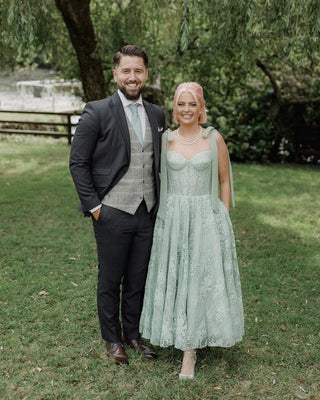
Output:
[140, 82, 244, 379]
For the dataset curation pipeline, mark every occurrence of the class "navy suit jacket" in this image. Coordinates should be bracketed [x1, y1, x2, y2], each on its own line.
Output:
[69, 92, 165, 216]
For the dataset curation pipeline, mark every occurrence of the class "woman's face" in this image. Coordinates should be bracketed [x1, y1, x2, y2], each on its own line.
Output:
[175, 92, 201, 125]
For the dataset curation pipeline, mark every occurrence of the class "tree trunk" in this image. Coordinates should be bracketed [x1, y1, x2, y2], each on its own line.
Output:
[54, 0, 106, 102]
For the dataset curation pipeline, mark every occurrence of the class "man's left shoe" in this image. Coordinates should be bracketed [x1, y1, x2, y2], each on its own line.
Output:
[125, 339, 157, 359]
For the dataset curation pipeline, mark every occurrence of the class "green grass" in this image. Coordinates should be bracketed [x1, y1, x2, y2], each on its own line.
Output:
[1, 136, 319, 400]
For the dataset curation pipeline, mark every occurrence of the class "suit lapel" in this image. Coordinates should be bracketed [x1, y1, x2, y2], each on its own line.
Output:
[110, 92, 131, 159]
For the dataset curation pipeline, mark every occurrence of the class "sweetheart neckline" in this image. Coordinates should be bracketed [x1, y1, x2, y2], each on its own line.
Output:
[167, 150, 211, 162]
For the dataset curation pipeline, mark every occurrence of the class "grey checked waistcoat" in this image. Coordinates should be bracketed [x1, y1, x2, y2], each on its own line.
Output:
[101, 114, 156, 214]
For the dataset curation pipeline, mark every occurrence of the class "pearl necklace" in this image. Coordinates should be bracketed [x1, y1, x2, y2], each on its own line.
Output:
[176, 126, 202, 145]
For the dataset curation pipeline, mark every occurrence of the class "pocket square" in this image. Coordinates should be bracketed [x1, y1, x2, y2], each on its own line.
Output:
[158, 127, 164, 132]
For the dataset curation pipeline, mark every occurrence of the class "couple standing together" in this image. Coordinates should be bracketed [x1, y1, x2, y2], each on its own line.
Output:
[69, 45, 244, 380]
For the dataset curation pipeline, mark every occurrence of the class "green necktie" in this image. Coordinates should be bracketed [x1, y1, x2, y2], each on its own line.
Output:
[129, 103, 143, 145]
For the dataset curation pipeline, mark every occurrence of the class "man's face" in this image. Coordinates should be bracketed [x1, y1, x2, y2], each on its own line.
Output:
[113, 55, 148, 101]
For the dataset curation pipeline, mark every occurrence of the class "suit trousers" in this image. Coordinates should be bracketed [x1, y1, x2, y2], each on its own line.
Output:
[92, 201, 155, 343]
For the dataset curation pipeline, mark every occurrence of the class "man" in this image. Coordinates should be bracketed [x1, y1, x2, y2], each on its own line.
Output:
[69, 45, 165, 366]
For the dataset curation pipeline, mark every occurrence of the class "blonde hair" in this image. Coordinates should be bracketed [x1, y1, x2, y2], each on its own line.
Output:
[173, 82, 207, 124]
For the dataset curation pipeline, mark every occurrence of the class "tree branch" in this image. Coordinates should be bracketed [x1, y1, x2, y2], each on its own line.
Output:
[159, 31, 208, 70]
[54, 0, 106, 101]
[284, 97, 320, 105]
[256, 58, 282, 101]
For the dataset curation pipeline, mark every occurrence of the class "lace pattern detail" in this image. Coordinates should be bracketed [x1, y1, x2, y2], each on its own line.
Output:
[140, 151, 244, 351]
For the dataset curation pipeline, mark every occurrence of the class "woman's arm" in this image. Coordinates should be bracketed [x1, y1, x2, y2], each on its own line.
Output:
[215, 131, 230, 212]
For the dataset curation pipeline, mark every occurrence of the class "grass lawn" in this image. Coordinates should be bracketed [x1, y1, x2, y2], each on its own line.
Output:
[0, 136, 319, 400]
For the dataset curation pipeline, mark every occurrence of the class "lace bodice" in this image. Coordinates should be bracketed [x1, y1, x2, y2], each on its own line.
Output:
[166, 150, 212, 196]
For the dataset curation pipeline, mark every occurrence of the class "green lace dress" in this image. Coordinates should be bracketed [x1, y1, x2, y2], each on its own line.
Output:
[140, 128, 244, 351]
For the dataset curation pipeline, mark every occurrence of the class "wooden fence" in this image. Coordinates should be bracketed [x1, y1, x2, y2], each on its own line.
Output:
[0, 110, 82, 144]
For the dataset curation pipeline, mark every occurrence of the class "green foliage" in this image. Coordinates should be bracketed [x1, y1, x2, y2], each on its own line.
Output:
[0, 0, 77, 76]
[213, 85, 272, 162]
[213, 89, 275, 163]
[1, 0, 319, 80]
[1, 0, 320, 162]
[89, 0, 184, 86]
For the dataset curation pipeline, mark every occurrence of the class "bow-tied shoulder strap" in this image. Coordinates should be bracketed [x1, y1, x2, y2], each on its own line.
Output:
[157, 129, 171, 220]
[206, 127, 219, 213]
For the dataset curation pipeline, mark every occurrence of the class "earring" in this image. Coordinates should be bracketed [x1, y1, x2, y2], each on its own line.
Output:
[199, 111, 202, 115]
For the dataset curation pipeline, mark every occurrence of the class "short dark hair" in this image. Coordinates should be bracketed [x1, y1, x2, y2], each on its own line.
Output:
[113, 45, 148, 69]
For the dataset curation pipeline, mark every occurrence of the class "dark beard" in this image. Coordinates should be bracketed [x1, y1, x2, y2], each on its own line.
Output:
[118, 84, 144, 100]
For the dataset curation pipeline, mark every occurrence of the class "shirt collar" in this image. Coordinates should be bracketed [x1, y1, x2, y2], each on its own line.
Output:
[117, 89, 143, 108]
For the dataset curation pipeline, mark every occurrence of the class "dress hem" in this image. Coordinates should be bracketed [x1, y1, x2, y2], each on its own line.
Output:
[141, 334, 245, 352]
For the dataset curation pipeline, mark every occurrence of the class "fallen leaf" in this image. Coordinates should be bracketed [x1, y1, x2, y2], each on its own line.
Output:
[299, 386, 307, 393]
[294, 393, 309, 400]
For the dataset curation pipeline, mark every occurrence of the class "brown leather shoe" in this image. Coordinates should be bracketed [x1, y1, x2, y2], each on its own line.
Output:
[126, 339, 157, 359]
[106, 342, 129, 366]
